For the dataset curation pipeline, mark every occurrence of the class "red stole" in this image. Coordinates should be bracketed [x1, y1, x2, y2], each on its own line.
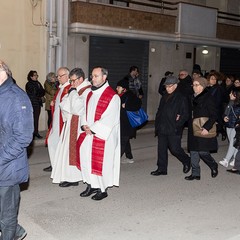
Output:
[69, 85, 91, 166]
[45, 84, 71, 145]
[76, 86, 116, 176]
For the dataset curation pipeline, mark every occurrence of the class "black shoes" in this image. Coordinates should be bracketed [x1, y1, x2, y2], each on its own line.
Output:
[34, 133, 43, 139]
[43, 166, 52, 172]
[80, 185, 99, 197]
[150, 169, 167, 176]
[91, 191, 108, 201]
[211, 168, 218, 178]
[80, 185, 107, 200]
[227, 169, 240, 174]
[59, 181, 79, 187]
[185, 175, 200, 180]
[183, 163, 191, 174]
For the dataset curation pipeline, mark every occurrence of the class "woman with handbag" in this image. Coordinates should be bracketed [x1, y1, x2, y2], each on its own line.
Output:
[116, 79, 142, 163]
[185, 77, 219, 180]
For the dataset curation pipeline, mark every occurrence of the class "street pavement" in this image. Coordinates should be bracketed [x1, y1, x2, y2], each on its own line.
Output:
[18, 124, 240, 240]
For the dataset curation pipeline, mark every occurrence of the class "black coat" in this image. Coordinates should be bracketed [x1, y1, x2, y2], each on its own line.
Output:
[155, 89, 189, 135]
[25, 80, 45, 107]
[188, 89, 218, 152]
[120, 90, 142, 137]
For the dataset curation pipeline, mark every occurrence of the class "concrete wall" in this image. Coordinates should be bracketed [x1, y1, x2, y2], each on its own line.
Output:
[0, 0, 48, 131]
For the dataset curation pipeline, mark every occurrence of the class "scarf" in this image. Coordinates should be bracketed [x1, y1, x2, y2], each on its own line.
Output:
[76, 86, 116, 176]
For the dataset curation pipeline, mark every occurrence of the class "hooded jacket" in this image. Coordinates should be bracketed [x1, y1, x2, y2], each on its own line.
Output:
[0, 77, 34, 186]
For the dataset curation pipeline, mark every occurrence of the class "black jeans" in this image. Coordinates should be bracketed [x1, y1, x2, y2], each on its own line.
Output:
[121, 136, 133, 159]
[157, 133, 190, 172]
[33, 105, 41, 135]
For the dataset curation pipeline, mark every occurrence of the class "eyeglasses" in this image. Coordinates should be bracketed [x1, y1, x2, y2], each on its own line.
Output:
[69, 77, 80, 83]
[165, 84, 175, 88]
[192, 84, 201, 87]
[33, 74, 38, 77]
[56, 73, 67, 78]
[179, 73, 187, 76]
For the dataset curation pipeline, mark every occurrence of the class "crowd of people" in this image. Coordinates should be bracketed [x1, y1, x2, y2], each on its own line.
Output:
[2, 59, 240, 239]
[155, 67, 240, 180]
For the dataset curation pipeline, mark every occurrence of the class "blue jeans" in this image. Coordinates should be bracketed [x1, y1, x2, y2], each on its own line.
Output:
[0, 185, 20, 240]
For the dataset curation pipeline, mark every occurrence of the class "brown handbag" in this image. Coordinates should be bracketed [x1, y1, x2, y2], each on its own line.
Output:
[192, 117, 217, 138]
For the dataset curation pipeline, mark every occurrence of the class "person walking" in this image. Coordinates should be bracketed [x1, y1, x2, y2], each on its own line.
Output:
[0, 60, 34, 240]
[151, 76, 191, 176]
[25, 70, 45, 139]
[122, 66, 144, 99]
[116, 79, 142, 163]
[185, 77, 218, 181]
[51, 68, 91, 187]
[43, 67, 71, 172]
[76, 67, 121, 201]
[219, 88, 240, 167]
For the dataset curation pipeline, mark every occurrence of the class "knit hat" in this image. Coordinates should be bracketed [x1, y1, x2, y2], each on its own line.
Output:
[117, 79, 129, 90]
[164, 76, 178, 85]
[194, 77, 208, 89]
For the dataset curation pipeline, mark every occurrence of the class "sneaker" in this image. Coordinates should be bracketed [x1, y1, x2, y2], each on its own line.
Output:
[230, 159, 235, 167]
[219, 159, 229, 168]
[121, 158, 134, 164]
[14, 225, 27, 240]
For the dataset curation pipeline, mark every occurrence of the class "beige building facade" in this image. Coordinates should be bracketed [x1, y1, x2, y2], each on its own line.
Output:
[1, 0, 240, 130]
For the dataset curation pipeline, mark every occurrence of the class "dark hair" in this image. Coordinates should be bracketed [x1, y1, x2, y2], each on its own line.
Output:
[69, 68, 85, 80]
[27, 70, 37, 81]
[129, 66, 139, 73]
[233, 88, 240, 105]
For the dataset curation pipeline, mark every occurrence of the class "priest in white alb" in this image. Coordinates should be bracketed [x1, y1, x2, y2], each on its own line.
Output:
[43, 67, 70, 172]
[76, 67, 121, 201]
[51, 68, 91, 187]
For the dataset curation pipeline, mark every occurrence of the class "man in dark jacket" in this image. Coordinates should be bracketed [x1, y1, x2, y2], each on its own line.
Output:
[151, 76, 191, 176]
[0, 60, 34, 239]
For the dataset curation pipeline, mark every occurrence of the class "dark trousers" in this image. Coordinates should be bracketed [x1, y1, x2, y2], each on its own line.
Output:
[47, 109, 52, 128]
[157, 133, 190, 172]
[190, 151, 218, 176]
[121, 136, 133, 159]
[0, 185, 20, 240]
[33, 105, 41, 135]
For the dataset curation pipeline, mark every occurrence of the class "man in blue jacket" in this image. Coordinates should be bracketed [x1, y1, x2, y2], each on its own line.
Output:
[0, 60, 33, 240]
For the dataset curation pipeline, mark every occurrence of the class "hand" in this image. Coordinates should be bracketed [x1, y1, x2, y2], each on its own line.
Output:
[176, 114, 180, 121]
[224, 116, 229, 122]
[201, 128, 209, 136]
[122, 103, 126, 108]
[83, 125, 92, 135]
[50, 100, 55, 107]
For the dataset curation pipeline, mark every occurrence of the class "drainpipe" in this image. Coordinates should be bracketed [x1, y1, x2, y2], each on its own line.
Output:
[55, 0, 63, 70]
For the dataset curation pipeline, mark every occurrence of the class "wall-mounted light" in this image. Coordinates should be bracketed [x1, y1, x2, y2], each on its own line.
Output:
[151, 48, 156, 53]
[202, 49, 208, 55]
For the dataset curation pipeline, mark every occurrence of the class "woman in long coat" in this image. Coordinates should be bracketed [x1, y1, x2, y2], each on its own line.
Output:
[116, 79, 142, 163]
[186, 77, 218, 180]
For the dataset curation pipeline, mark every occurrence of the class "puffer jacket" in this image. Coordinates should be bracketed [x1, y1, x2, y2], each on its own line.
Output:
[0, 77, 34, 186]
[223, 102, 240, 128]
